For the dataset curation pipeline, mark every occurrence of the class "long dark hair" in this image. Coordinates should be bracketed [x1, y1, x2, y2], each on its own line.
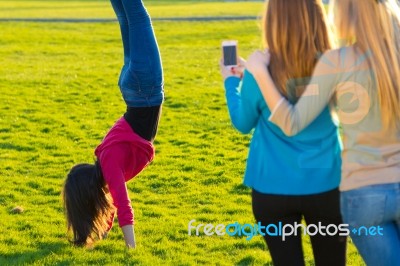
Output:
[62, 160, 114, 246]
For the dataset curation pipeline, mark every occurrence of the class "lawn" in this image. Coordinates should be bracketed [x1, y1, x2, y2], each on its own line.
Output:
[0, 1, 364, 265]
[0, 0, 264, 19]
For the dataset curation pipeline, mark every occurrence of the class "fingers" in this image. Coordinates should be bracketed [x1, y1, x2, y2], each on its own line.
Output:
[231, 66, 239, 75]
[219, 57, 245, 80]
[219, 58, 225, 68]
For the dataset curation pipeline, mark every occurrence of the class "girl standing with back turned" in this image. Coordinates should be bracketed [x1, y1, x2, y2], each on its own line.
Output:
[220, 1, 346, 265]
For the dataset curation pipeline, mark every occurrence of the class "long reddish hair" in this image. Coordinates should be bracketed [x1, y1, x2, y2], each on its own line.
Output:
[263, 0, 334, 97]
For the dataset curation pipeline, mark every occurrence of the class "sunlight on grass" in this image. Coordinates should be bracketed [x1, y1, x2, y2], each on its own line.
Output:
[0, 1, 363, 265]
[0, 1, 264, 19]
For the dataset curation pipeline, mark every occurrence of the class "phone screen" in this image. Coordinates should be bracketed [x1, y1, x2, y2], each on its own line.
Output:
[223, 45, 237, 66]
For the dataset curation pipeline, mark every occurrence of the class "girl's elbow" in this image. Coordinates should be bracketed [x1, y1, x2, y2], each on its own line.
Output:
[233, 123, 253, 134]
[230, 116, 254, 134]
[237, 128, 252, 134]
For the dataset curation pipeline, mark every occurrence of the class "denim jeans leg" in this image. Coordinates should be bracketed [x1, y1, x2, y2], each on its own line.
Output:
[109, 0, 129, 65]
[341, 184, 400, 266]
[119, 0, 164, 107]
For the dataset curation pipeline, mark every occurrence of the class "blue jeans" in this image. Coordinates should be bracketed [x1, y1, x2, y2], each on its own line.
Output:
[341, 183, 400, 266]
[110, 0, 164, 107]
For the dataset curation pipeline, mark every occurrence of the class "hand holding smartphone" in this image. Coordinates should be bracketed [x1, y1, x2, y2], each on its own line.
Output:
[222, 40, 238, 67]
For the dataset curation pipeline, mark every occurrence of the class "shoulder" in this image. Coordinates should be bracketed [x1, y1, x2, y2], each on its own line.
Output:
[98, 144, 130, 168]
[314, 49, 341, 75]
[322, 48, 341, 59]
[317, 46, 363, 73]
[321, 46, 356, 61]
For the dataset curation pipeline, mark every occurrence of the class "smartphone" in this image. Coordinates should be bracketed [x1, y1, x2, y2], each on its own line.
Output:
[222, 40, 238, 67]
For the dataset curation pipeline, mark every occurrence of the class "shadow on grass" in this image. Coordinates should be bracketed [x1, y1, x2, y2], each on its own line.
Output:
[230, 184, 251, 195]
[236, 255, 273, 266]
[0, 143, 35, 152]
[0, 241, 68, 265]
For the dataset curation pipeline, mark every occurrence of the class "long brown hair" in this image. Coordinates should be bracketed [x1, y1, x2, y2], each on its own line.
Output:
[331, 0, 400, 129]
[63, 161, 114, 246]
[263, 0, 334, 97]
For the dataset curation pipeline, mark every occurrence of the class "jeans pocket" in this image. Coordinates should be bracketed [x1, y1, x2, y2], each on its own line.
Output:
[341, 193, 386, 228]
[120, 68, 141, 93]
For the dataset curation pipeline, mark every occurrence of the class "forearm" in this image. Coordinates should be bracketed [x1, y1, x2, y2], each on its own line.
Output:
[225, 77, 247, 132]
[246, 49, 339, 136]
[251, 69, 299, 135]
[121, 224, 136, 248]
[251, 68, 284, 112]
[224, 76, 257, 134]
[252, 69, 304, 136]
[252, 66, 335, 136]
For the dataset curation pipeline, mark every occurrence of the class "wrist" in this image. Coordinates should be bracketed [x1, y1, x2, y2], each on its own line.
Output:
[252, 66, 267, 83]
[121, 224, 136, 248]
[224, 73, 242, 80]
[224, 75, 241, 88]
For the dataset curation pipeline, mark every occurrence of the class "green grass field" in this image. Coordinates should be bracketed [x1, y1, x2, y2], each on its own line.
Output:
[0, 1, 365, 265]
[0, 0, 265, 19]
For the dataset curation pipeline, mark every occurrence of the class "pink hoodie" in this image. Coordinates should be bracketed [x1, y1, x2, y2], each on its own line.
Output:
[94, 117, 154, 227]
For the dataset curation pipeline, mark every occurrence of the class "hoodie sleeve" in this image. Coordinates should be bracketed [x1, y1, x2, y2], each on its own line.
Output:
[98, 145, 134, 227]
[224, 71, 262, 134]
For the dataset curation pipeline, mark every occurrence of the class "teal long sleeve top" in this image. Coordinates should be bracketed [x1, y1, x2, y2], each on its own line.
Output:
[224, 70, 341, 195]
